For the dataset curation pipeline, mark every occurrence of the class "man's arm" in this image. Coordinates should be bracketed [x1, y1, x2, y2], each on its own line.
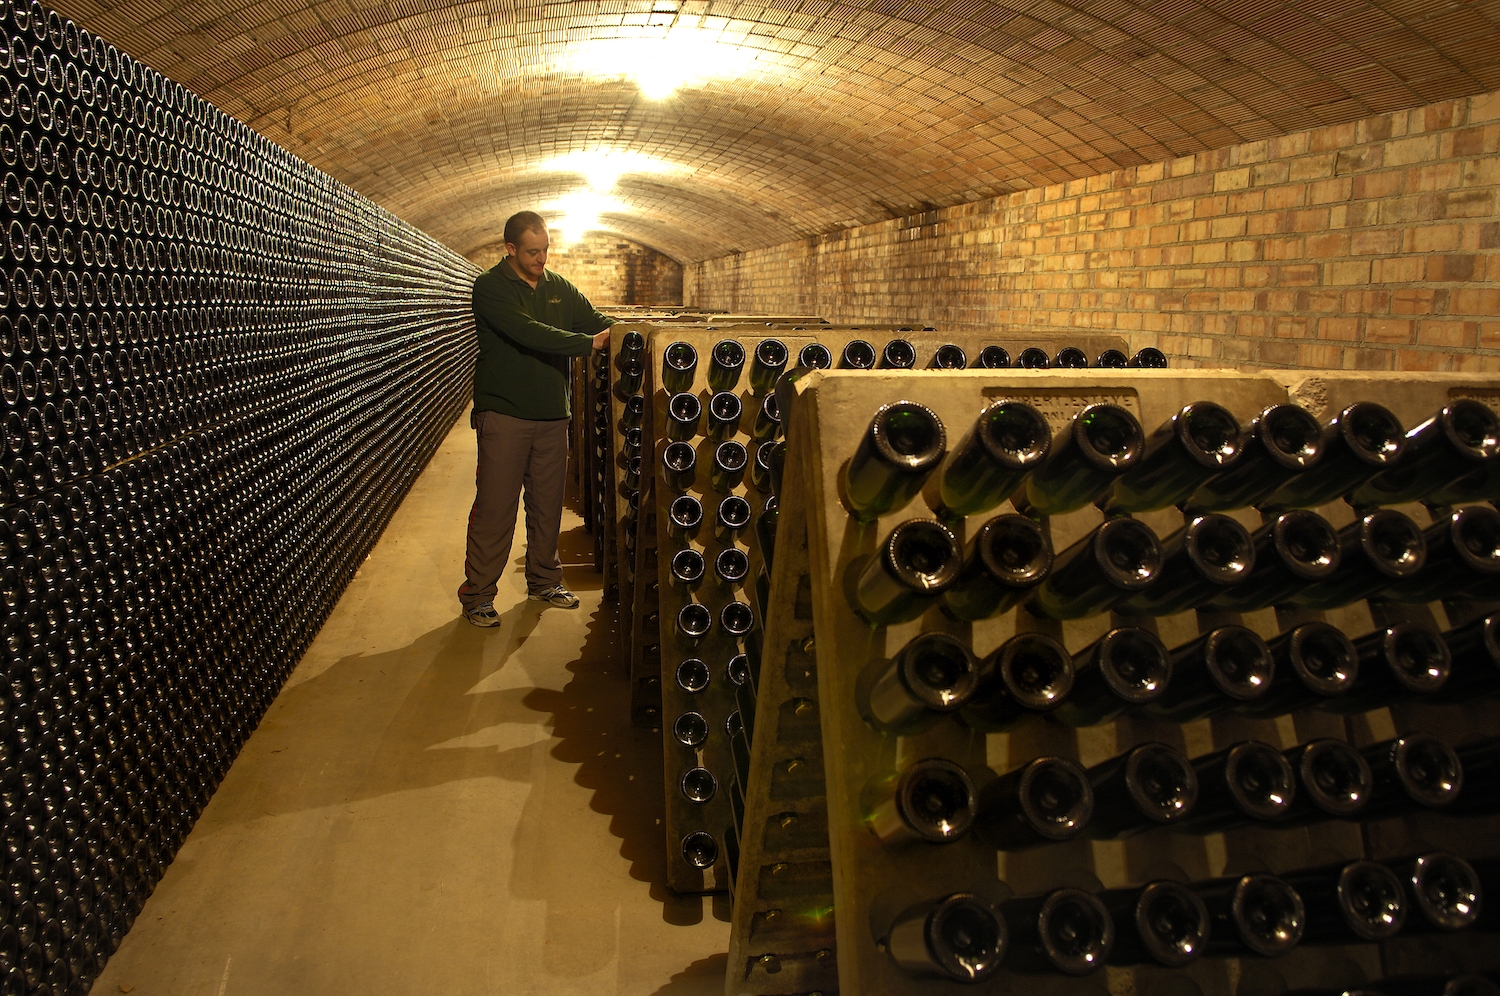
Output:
[473, 275, 595, 356]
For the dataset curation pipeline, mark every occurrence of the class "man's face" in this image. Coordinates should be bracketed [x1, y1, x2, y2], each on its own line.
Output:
[506, 226, 549, 279]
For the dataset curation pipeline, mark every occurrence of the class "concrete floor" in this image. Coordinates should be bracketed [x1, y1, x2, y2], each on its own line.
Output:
[93, 408, 730, 996]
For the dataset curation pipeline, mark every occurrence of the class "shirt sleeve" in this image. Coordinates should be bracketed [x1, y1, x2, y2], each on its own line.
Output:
[473, 273, 596, 357]
[564, 279, 615, 335]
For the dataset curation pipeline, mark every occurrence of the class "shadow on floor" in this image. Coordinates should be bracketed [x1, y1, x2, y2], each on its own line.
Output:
[651, 954, 730, 995]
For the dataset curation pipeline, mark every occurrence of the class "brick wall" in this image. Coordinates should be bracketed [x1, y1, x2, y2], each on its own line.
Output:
[469, 235, 683, 307]
[685, 90, 1499, 372]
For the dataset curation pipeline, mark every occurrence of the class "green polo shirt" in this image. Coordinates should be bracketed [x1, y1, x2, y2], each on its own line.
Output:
[470, 259, 613, 420]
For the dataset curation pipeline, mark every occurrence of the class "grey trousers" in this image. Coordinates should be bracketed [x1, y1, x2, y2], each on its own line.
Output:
[458, 410, 570, 609]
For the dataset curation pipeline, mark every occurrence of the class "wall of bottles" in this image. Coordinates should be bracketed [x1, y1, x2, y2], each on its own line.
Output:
[0, 4, 478, 992]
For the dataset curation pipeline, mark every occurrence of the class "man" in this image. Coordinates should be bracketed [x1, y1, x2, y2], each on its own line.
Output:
[459, 210, 612, 626]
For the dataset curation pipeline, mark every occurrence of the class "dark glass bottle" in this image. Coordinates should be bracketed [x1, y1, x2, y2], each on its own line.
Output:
[711, 440, 748, 492]
[1187, 403, 1324, 512]
[1192, 875, 1304, 957]
[706, 391, 742, 440]
[1098, 881, 1209, 967]
[974, 756, 1093, 849]
[622, 393, 646, 427]
[1128, 347, 1169, 368]
[1324, 623, 1451, 712]
[749, 338, 788, 393]
[843, 401, 947, 521]
[715, 495, 751, 542]
[1174, 740, 1296, 834]
[1053, 628, 1171, 727]
[1385, 505, 1500, 602]
[669, 548, 705, 590]
[619, 329, 647, 361]
[673, 711, 708, 746]
[865, 757, 978, 844]
[977, 345, 1011, 369]
[960, 632, 1074, 732]
[1023, 404, 1145, 516]
[1359, 733, 1463, 819]
[715, 548, 750, 585]
[1428, 456, 1500, 505]
[676, 602, 712, 642]
[617, 356, 645, 394]
[1235, 622, 1358, 718]
[756, 496, 779, 573]
[1109, 402, 1245, 513]
[707, 338, 745, 392]
[937, 400, 1052, 518]
[1389, 853, 1483, 933]
[1000, 889, 1114, 975]
[1055, 346, 1089, 369]
[1280, 739, 1372, 825]
[752, 394, 782, 441]
[1115, 514, 1255, 615]
[1028, 518, 1162, 620]
[751, 440, 777, 492]
[666, 391, 702, 440]
[1084, 742, 1198, 838]
[676, 658, 711, 693]
[863, 632, 979, 732]
[721, 601, 755, 637]
[886, 893, 1008, 983]
[681, 767, 717, 803]
[850, 518, 963, 625]
[668, 495, 703, 538]
[662, 340, 698, 394]
[1144, 626, 1275, 722]
[682, 831, 718, 868]
[1351, 400, 1500, 508]
[798, 343, 832, 369]
[1203, 510, 1340, 612]
[929, 343, 967, 369]
[1096, 349, 1128, 368]
[881, 338, 916, 369]
[841, 339, 877, 369]
[623, 426, 643, 457]
[1263, 402, 1405, 509]
[1017, 347, 1050, 369]
[941, 514, 1052, 621]
[1283, 860, 1406, 944]
[1431, 614, 1500, 702]
[1288, 509, 1426, 609]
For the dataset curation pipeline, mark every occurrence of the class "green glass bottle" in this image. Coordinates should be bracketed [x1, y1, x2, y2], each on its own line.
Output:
[959, 632, 1074, 732]
[1382, 504, 1500, 602]
[1287, 509, 1425, 609]
[1142, 626, 1275, 722]
[661, 340, 698, 394]
[940, 514, 1052, 622]
[1187, 403, 1323, 512]
[1108, 402, 1244, 513]
[863, 633, 980, 732]
[1202, 510, 1340, 612]
[1350, 399, 1500, 508]
[707, 338, 745, 392]
[936, 399, 1052, 518]
[1261, 402, 1404, 510]
[850, 518, 963, 625]
[1233, 622, 1359, 719]
[1028, 517, 1162, 620]
[843, 401, 947, 521]
[1319, 623, 1450, 713]
[1114, 514, 1255, 616]
[1023, 404, 1144, 516]
[1052, 628, 1171, 727]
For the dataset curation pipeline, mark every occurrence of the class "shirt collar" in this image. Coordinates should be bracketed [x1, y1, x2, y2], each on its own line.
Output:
[499, 257, 549, 286]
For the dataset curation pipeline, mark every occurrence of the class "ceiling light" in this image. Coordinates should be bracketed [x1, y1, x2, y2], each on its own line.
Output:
[558, 22, 761, 100]
[536, 149, 684, 192]
[544, 189, 632, 245]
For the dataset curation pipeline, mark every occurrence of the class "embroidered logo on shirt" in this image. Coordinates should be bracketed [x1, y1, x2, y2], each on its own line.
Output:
[549, 296, 562, 304]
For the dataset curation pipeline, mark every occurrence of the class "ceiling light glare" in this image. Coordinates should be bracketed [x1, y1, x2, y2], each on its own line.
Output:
[559, 23, 761, 99]
[538, 149, 684, 192]
[545, 189, 632, 245]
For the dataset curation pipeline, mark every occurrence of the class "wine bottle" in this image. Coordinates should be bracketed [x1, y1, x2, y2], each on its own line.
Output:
[1109, 402, 1245, 513]
[619, 328, 646, 360]
[670, 548, 705, 589]
[1234, 622, 1358, 718]
[841, 339, 877, 369]
[1053, 628, 1171, 727]
[1018, 347, 1050, 369]
[662, 340, 698, 394]
[1262, 402, 1405, 509]
[675, 658, 711, 693]
[711, 440, 748, 492]
[1084, 742, 1198, 838]
[1115, 514, 1256, 615]
[1428, 456, 1500, 505]
[960, 632, 1074, 732]
[749, 338, 788, 393]
[1098, 881, 1210, 966]
[1202, 510, 1341, 612]
[666, 391, 702, 441]
[1359, 733, 1463, 819]
[974, 756, 1093, 849]
[1128, 347, 1168, 369]
[881, 338, 916, 369]
[1283, 859, 1406, 943]
[1324, 623, 1451, 712]
[751, 440, 776, 492]
[617, 356, 645, 394]
[673, 710, 708, 746]
[1188, 404, 1324, 512]
[715, 548, 750, 585]
[677, 602, 712, 642]
[1028, 517, 1162, 620]
[1174, 740, 1296, 834]
[1191, 874, 1304, 957]
[751, 394, 781, 442]
[864, 632, 980, 732]
[756, 496, 778, 572]
[798, 343, 832, 369]
[715, 495, 751, 542]
[1141, 626, 1275, 722]
[623, 455, 642, 492]
[1389, 853, 1483, 932]
[1280, 739, 1372, 825]
[667, 495, 703, 539]
[622, 393, 645, 427]
[1384, 504, 1500, 602]
[936, 399, 1052, 518]
[706, 391, 742, 440]
[1096, 349, 1128, 368]
[1288, 509, 1426, 609]
[886, 893, 1008, 983]
[940, 514, 1052, 621]
[1023, 404, 1145, 516]
[1330, 977, 1500, 996]
[1350, 400, 1500, 508]
[681, 831, 718, 868]
[707, 338, 746, 392]
[1431, 614, 1500, 702]
[1055, 346, 1089, 369]
[661, 441, 697, 492]
[977, 345, 1011, 369]
[681, 766, 717, 803]
[850, 519, 963, 625]
[866, 757, 979, 844]
[1000, 889, 1115, 975]
[720, 600, 755, 637]
[930, 344, 967, 369]
[764, 439, 787, 495]
[843, 401, 947, 521]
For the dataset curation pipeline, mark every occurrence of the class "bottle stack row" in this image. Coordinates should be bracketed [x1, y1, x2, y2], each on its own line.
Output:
[0, 3, 480, 993]
[727, 367, 1500, 996]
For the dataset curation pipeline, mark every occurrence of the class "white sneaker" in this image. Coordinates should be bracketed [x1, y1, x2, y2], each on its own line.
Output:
[463, 603, 502, 627]
[529, 584, 580, 608]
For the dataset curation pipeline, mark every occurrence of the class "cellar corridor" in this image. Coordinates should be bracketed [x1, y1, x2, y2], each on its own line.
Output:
[87, 408, 729, 996]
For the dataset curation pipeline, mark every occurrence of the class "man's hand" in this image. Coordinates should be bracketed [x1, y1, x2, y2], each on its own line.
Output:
[592, 328, 611, 351]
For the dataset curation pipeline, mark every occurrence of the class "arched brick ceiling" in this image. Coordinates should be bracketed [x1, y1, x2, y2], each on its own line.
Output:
[50, 0, 1500, 262]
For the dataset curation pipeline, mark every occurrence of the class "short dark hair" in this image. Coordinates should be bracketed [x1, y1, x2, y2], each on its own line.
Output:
[504, 210, 547, 247]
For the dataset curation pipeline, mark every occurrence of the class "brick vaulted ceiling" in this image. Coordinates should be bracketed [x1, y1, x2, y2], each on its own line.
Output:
[47, 0, 1500, 262]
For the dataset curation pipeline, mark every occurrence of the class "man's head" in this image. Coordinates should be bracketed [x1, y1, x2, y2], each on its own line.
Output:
[504, 211, 549, 281]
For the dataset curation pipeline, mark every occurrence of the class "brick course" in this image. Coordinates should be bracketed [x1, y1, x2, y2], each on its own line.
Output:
[685, 90, 1500, 371]
[468, 235, 683, 309]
